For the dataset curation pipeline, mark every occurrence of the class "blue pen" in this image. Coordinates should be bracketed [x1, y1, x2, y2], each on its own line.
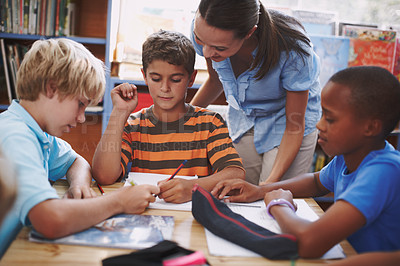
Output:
[167, 160, 188, 181]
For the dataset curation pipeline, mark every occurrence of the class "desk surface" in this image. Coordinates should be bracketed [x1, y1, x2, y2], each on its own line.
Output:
[0, 180, 357, 266]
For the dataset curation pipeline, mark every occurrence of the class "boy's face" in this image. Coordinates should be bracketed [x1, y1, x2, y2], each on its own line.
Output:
[316, 82, 369, 158]
[44, 92, 89, 137]
[142, 60, 196, 121]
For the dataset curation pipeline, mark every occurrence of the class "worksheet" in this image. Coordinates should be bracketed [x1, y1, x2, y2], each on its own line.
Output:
[205, 199, 345, 259]
[124, 172, 197, 211]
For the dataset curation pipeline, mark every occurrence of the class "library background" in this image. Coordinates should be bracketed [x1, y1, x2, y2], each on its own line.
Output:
[1, 0, 399, 207]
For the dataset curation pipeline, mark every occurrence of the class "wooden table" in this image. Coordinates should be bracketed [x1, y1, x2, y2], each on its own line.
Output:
[0, 180, 357, 266]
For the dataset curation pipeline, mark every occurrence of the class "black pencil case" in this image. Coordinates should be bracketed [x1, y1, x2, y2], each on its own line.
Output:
[191, 184, 299, 260]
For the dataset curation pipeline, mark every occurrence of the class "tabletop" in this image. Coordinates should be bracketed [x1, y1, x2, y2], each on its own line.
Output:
[0, 179, 357, 266]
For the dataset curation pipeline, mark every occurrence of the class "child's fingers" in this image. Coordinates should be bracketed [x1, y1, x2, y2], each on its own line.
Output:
[116, 83, 137, 99]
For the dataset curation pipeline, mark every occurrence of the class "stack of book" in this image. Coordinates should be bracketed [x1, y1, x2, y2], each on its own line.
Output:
[0, 0, 78, 36]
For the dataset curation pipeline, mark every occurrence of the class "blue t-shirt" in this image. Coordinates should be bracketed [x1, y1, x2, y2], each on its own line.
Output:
[191, 20, 321, 154]
[0, 100, 77, 257]
[319, 141, 400, 253]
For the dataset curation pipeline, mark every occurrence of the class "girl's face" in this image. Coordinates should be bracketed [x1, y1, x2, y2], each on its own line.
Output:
[193, 12, 246, 62]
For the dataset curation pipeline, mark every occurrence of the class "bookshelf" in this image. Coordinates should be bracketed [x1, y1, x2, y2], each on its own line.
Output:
[0, 0, 109, 114]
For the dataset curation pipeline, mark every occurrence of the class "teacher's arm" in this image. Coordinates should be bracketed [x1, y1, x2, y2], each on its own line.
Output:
[190, 58, 224, 107]
[262, 90, 309, 184]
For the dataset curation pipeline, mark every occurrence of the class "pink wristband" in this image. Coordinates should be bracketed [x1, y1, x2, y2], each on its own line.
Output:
[266, 198, 296, 219]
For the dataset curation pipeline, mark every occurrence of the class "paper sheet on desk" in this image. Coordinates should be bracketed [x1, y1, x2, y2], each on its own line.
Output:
[205, 199, 345, 260]
[124, 172, 197, 211]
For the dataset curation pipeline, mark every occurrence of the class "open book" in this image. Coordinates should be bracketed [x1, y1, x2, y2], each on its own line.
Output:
[29, 214, 174, 250]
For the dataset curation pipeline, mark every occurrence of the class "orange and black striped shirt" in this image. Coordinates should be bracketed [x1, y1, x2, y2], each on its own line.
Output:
[120, 105, 243, 178]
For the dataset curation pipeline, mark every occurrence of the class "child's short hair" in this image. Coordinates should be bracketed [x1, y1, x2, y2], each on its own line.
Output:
[17, 38, 105, 105]
[142, 30, 195, 76]
[329, 66, 400, 137]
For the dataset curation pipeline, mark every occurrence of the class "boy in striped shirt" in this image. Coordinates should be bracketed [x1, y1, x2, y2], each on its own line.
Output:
[92, 30, 245, 203]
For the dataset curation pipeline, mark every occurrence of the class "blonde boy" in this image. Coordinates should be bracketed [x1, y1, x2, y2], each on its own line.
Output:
[92, 30, 245, 203]
[0, 38, 158, 257]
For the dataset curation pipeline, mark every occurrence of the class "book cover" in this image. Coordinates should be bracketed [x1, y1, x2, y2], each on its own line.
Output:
[292, 9, 337, 35]
[343, 26, 397, 72]
[338, 22, 377, 36]
[393, 38, 400, 82]
[29, 214, 174, 249]
[310, 35, 350, 86]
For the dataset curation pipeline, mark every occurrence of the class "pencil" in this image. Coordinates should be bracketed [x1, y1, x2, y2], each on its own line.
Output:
[167, 160, 188, 181]
[97, 183, 105, 195]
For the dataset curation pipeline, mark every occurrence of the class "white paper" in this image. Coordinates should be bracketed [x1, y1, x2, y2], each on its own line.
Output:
[125, 172, 198, 211]
[205, 199, 345, 260]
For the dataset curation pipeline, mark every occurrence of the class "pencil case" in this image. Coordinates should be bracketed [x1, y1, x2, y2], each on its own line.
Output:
[102, 240, 210, 266]
[191, 184, 299, 260]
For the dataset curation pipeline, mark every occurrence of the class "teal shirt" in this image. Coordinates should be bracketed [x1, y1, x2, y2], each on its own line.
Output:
[191, 20, 321, 154]
[0, 100, 76, 257]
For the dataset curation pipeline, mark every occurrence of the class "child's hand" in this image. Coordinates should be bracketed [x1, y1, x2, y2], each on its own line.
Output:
[111, 83, 138, 114]
[119, 184, 160, 214]
[211, 178, 262, 202]
[158, 178, 193, 203]
[63, 185, 98, 199]
[264, 189, 297, 211]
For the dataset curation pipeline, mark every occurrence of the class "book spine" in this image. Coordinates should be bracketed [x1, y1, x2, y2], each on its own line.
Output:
[11, 0, 18, 33]
[5, 0, 12, 32]
[28, 0, 37, 34]
[57, 0, 64, 36]
[45, 0, 52, 35]
[34, 0, 40, 34]
[63, 0, 69, 36]
[68, 0, 75, 35]
[39, 0, 45, 35]
[18, 0, 22, 33]
[22, 0, 28, 34]
[6, 44, 17, 98]
[53, 0, 59, 36]
[0, 0, 5, 32]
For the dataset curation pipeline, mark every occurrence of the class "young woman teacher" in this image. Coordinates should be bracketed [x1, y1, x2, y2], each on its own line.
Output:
[190, 0, 321, 185]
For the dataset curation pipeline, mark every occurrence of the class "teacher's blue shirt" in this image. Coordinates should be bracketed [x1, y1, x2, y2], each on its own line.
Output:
[0, 100, 76, 257]
[191, 22, 321, 154]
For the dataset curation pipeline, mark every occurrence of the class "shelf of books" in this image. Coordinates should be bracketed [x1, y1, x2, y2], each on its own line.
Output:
[0, 0, 108, 113]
